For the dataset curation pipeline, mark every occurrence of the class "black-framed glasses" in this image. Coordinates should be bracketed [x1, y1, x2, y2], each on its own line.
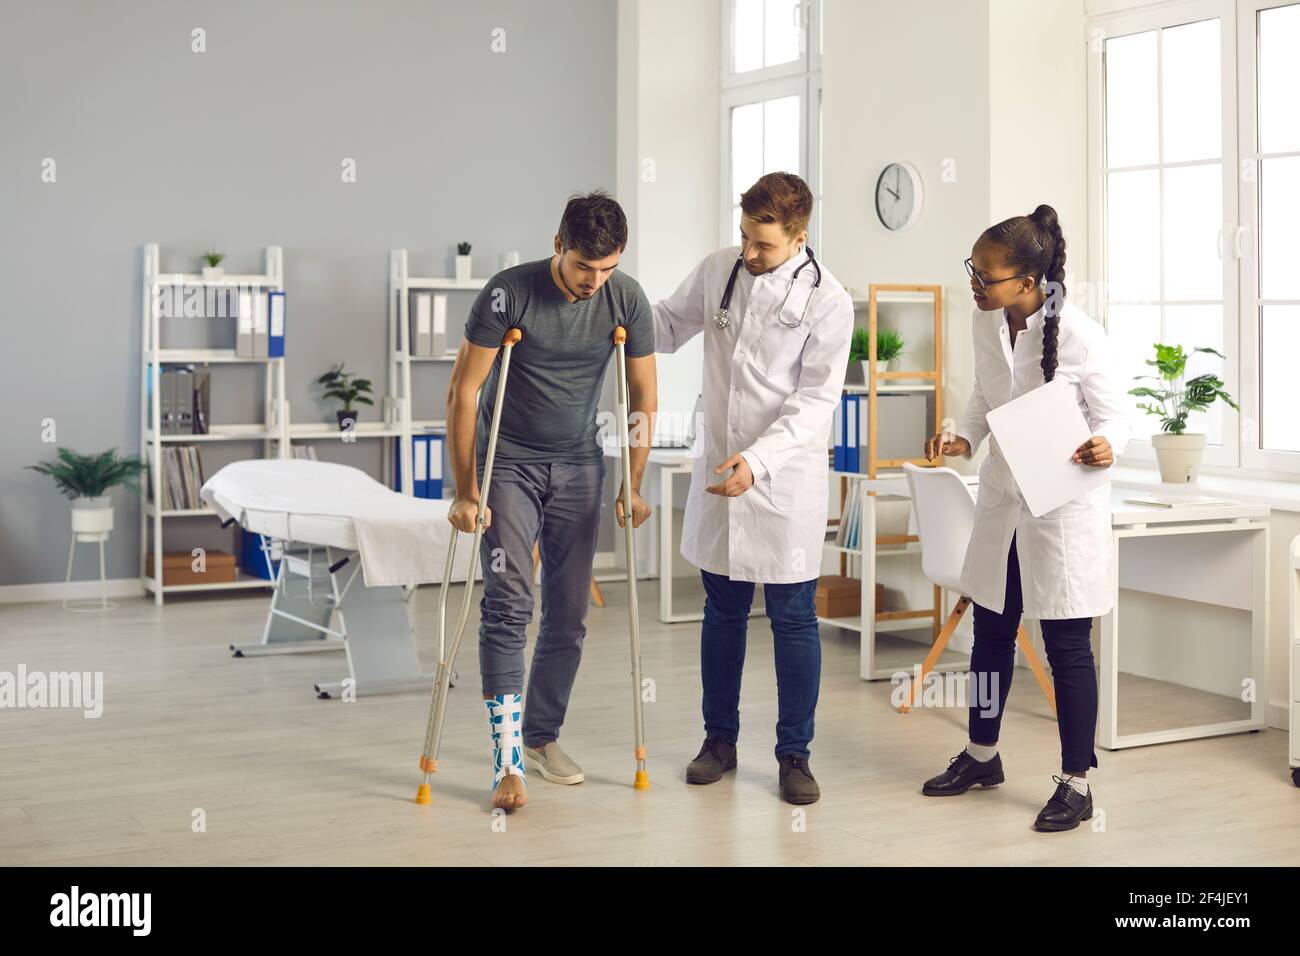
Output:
[964, 257, 1032, 290]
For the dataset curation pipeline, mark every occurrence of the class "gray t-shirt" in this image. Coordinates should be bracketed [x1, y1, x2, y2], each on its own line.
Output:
[464, 257, 655, 468]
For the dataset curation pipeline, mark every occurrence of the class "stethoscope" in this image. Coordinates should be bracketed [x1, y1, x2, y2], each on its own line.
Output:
[712, 246, 822, 331]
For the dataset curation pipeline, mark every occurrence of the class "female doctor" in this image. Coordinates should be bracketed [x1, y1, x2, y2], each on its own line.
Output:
[652, 172, 854, 805]
[922, 204, 1131, 832]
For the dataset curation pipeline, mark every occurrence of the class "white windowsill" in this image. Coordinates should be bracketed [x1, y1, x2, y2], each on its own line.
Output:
[1111, 462, 1300, 515]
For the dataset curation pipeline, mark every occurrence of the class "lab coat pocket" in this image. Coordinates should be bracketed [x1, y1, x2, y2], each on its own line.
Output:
[754, 317, 810, 378]
[770, 452, 825, 513]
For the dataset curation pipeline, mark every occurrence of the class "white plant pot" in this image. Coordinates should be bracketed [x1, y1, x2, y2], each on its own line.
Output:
[70, 495, 114, 536]
[455, 255, 472, 283]
[1151, 432, 1207, 483]
[201, 266, 224, 281]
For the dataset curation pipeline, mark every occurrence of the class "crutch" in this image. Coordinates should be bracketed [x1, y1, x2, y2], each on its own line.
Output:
[416, 327, 522, 805]
[612, 326, 650, 790]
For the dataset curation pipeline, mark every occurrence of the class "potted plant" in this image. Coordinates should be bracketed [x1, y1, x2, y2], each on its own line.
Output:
[846, 328, 906, 383]
[201, 250, 225, 281]
[1129, 343, 1238, 483]
[455, 241, 473, 283]
[27, 447, 148, 537]
[318, 364, 374, 430]
[875, 329, 905, 374]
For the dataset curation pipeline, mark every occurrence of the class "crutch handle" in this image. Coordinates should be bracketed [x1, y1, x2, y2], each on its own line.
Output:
[612, 326, 627, 345]
[502, 328, 522, 346]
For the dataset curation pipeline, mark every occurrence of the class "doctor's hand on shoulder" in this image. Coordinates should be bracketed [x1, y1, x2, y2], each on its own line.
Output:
[706, 454, 754, 497]
[448, 495, 490, 533]
[1072, 436, 1114, 468]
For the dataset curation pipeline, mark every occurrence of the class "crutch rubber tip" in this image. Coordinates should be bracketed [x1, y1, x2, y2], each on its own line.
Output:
[415, 784, 432, 805]
[633, 771, 650, 790]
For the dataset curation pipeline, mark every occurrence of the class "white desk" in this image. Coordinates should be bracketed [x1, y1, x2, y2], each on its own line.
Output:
[1103, 496, 1270, 749]
[848, 476, 1270, 749]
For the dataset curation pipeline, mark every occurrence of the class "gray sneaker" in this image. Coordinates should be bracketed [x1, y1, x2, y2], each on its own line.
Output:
[523, 741, 584, 785]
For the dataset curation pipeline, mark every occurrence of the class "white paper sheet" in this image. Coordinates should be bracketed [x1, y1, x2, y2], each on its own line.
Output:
[985, 377, 1108, 517]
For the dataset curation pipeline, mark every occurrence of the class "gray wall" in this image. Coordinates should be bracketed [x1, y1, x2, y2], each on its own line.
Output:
[0, 0, 618, 586]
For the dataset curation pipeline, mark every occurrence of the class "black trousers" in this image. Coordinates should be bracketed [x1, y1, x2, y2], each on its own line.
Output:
[968, 533, 1100, 774]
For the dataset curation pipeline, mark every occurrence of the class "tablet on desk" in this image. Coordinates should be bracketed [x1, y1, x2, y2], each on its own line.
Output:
[1122, 494, 1241, 508]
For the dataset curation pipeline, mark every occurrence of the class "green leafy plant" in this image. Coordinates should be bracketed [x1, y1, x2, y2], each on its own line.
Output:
[457, 241, 472, 255]
[1129, 343, 1238, 435]
[27, 447, 147, 500]
[847, 328, 905, 363]
[876, 329, 905, 362]
[202, 251, 224, 268]
[848, 328, 870, 362]
[317, 364, 374, 412]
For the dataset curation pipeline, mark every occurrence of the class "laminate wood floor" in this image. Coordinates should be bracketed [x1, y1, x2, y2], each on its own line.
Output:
[0, 582, 1295, 866]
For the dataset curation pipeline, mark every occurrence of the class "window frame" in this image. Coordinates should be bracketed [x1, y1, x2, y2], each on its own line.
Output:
[1086, 0, 1242, 470]
[1237, 0, 1300, 472]
[719, 0, 817, 89]
[720, 0, 823, 249]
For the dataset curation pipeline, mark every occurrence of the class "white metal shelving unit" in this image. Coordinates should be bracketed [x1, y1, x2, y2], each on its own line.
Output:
[139, 244, 289, 605]
[388, 249, 485, 496]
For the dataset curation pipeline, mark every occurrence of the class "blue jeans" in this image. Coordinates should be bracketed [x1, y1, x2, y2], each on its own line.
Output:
[699, 569, 822, 759]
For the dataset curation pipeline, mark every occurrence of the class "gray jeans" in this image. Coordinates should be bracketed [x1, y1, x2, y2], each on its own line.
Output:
[477, 459, 605, 747]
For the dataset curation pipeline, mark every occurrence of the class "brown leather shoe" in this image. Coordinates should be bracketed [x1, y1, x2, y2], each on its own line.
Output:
[686, 737, 737, 784]
[779, 753, 820, 804]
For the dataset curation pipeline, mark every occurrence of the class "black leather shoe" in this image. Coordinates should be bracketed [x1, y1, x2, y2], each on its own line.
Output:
[686, 737, 737, 784]
[1033, 775, 1094, 832]
[921, 751, 1005, 796]
[778, 753, 821, 805]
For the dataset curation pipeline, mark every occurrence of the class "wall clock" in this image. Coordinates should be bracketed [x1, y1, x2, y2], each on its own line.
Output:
[875, 162, 923, 231]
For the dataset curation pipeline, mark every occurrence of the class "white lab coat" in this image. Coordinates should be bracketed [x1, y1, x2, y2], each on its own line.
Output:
[955, 299, 1131, 619]
[653, 246, 854, 584]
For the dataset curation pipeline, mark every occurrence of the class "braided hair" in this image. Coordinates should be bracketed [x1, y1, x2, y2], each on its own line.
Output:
[982, 204, 1067, 383]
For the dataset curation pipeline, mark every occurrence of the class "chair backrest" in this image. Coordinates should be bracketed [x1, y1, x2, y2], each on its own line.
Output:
[902, 462, 977, 593]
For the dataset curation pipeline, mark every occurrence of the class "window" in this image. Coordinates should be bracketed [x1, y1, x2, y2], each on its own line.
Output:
[720, 0, 822, 249]
[1089, 2, 1238, 468]
[1243, 1, 1300, 467]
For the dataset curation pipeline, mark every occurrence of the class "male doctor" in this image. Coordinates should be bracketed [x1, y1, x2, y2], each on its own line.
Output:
[652, 172, 853, 804]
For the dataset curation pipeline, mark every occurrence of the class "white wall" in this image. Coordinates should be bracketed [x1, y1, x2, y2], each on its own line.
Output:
[989, 0, 1089, 281]
[617, 0, 719, 424]
[821, 0, 993, 473]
